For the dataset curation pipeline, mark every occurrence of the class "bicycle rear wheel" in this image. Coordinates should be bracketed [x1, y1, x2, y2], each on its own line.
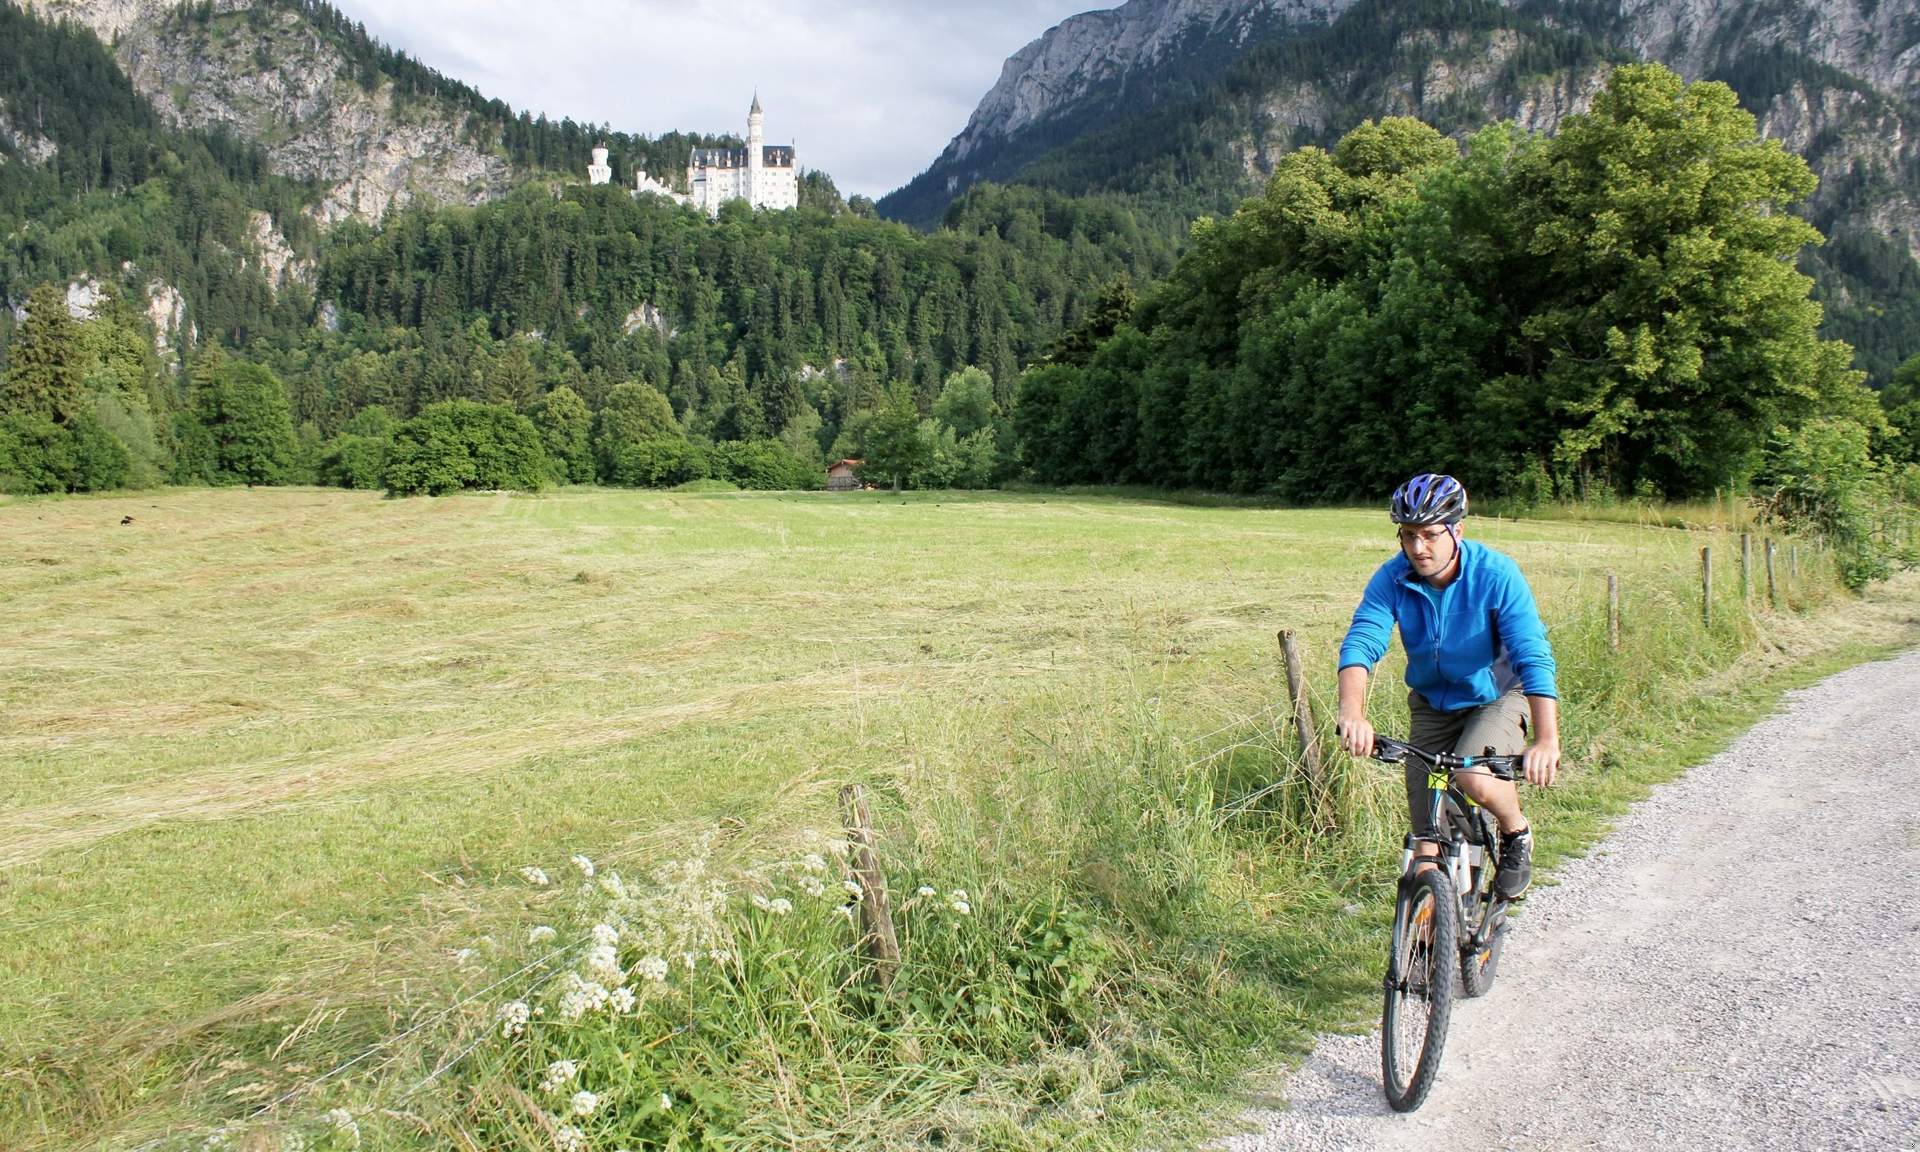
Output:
[1381, 867, 1457, 1112]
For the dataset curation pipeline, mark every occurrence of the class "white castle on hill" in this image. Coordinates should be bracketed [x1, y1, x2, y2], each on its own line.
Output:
[587, 95, 798, 217]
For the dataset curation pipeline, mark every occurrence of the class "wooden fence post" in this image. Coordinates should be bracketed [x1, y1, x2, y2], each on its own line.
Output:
[1740, 533, 1752, 602]
[1607, 571, 1620, 651]
[1701, 546, 1713, 628]
[1765, 539, 1777, 609]
[1791, 543, 1800, 583]
[838, 784, 901, 990]
[1277, 630, 1328, 822]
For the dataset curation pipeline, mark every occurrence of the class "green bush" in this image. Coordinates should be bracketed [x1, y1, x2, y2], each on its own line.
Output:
[710, 439, 823, 491]
[318, 434, 391, 489]
[384, 400, 547, 496]
[0, 410, 129, 493]
[604, 436, 710, 488]
[92, 391, 168, 489]
[317, 406, 397, 490]
[1755, 417, 1889, 587]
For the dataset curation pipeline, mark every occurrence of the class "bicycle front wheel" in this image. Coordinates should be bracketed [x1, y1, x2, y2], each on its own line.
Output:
[1381, 867, 1457, 1112]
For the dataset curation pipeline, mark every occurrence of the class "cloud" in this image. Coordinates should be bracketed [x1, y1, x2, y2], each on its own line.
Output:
[337, 0, 1093, 198]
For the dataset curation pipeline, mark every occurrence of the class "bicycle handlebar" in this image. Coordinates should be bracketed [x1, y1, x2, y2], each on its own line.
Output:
[1369, 734, 1523, 781]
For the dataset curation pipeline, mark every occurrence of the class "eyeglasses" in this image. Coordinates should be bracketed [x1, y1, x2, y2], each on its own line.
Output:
[1396, 525, 1452, 546]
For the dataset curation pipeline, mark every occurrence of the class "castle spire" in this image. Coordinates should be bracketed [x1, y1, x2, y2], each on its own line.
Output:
[750, 90, 762, 116]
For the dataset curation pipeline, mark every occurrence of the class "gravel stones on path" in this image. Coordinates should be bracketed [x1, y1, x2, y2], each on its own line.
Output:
[1220, 649, 1920, 1152]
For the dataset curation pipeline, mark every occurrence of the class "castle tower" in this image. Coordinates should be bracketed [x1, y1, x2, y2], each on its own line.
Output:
[587, 144, 611, 186]
[747, 93, 763, 202]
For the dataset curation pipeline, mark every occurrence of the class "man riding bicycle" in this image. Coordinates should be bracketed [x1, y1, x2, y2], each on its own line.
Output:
[1334, 473, 1561, 899]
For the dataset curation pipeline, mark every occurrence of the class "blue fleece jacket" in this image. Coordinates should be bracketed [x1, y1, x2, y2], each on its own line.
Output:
[1337, 539, 1558, 711]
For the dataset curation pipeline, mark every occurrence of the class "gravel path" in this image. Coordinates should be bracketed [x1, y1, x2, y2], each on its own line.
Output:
[1221, 648, 1920, 1152]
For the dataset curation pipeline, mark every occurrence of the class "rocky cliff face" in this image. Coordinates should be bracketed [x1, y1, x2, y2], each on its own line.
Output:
[23, 0, 510, 223]
[890, 0, 1920, 261]
[0, 97, 60, 164]
[952, 0, 1353, 160]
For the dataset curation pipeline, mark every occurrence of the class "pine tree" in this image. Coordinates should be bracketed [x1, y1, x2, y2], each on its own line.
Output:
[3, 285, 88, 423]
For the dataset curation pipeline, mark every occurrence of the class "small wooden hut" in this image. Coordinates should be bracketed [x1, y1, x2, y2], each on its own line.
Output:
[827, 458, 864, 491]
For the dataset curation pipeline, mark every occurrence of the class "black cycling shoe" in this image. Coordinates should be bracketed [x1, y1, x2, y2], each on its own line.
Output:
[1495, 827, 1534, 900]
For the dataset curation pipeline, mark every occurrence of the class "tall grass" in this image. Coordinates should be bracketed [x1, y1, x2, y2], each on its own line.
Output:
[233, 523, 1912, 1152]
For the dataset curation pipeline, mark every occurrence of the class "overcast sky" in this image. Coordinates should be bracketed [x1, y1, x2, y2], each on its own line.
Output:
[334, 1, 1096, 199]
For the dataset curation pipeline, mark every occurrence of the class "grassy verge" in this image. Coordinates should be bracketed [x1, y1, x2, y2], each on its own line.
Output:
[275, 514, 1916, 1151]
[0, 488, 1911, 1151]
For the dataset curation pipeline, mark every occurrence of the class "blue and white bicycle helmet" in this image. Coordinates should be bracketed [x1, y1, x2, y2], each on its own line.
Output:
[1390, 472, 1468, 525]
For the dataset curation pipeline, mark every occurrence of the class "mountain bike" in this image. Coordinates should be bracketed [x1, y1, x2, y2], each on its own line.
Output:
[1369, 734, 1523, 1112]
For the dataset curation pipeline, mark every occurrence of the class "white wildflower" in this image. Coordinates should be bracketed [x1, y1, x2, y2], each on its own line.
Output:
[841, 879, 864, 898]
[636, 955, 669, 983]
[836, 904, 856, 921]
[586, 944, 625, 986]
[497, 1000, 531, 1038]
[708, 948, 732, 965]
[539, 1059, 580, 1093]
[450, 947, 477, 965]
[767, 897, 793, 916]
[800, 853, 827, 872]
[916, 886, 937, 898]
[520, 866, 551, 887]
[553, 1123, 587, 1152]
[948, 889, 969, 903]
[570, 1089, 599, 1117]
[325, 1108, 361, 1147]
[797, 875, 825, 897]
[558, 973, 610, 1021]
[570, 854, 596, 879]
[659, 1092, 674, 1111]
[680, 951, 699, 973]
[591, 923, 620, 948]
[529, 925, 558, 945]
[950, 899, 972, 916]
[750, 893, 771, 911]
[608, 985, 637, 1013]
[282, 1133, 310, 1152]
[598, 871, 627, 899]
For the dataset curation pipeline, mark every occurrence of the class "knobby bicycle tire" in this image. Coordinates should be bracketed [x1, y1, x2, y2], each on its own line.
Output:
[1381, 867, 1457, 1112]
[1459, 848, 1505, 998]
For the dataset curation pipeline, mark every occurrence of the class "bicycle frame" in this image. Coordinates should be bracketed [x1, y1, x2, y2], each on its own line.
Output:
[1381, 738, 1518, 954]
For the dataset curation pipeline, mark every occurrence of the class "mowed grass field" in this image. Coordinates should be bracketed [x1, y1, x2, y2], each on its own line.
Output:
[0, 486, 1905, 1149]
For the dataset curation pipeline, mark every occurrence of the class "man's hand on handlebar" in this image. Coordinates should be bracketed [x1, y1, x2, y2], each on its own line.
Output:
[1336, 714, 1375, 759]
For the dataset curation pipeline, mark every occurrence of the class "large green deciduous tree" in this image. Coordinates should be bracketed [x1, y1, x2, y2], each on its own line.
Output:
[592, 381, 679, 480]
[530, 385, 593, 483]
[931, 366, 999, 440]
[859, 386, 930, 492]
[1494, 64, 1872, 496]
[195, 358, 297, 486]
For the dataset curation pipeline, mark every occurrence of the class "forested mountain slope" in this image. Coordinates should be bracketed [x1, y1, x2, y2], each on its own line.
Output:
[882, 0, 1920, 380]
[20, 0, 729, 223]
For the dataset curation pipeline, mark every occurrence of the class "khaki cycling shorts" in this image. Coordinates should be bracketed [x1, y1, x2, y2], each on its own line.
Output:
[1404, 689, 1529, 837]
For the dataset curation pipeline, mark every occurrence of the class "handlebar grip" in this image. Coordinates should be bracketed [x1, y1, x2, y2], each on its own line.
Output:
[1466, 755, 1523, 781]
